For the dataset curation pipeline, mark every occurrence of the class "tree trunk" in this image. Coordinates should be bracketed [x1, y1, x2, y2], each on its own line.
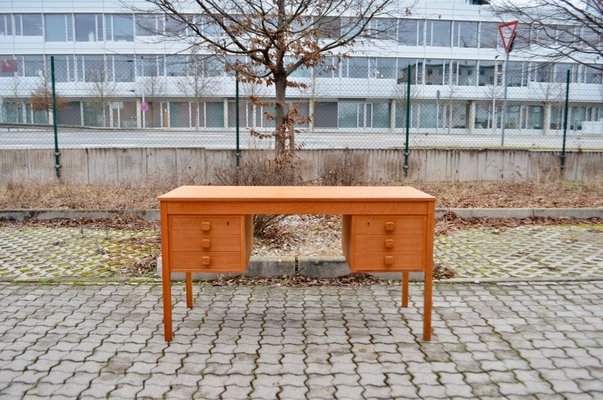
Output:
[274, 74, 288, 156]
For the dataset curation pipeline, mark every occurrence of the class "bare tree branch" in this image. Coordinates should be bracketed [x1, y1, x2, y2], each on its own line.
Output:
[142, 0, 400, 156]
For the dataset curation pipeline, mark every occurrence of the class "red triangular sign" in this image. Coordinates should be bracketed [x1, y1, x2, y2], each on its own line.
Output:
[499, 21, 518, 53]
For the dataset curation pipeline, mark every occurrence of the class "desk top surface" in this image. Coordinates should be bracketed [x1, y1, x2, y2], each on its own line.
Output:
[159, 186, 435, 202]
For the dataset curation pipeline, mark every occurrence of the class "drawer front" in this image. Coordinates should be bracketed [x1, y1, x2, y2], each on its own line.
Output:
[171, 215, 241, 236]
[354, 234, 423, 253]
[351, 252, 423, 272]
[171, 235, 241, 252]
[354, 216, 424, 235]
[171, 251, 244, 272]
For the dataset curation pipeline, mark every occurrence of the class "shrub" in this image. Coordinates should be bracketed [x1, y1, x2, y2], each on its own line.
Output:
[214, 151, 302, 238]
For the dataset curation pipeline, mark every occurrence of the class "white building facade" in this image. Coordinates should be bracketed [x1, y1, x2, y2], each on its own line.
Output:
[0, 0, 601, 135]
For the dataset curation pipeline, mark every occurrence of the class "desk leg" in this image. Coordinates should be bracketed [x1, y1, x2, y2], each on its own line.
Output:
[401, 272, 409, 308]
[163, 272, 173, 342]
[423, 270, 432, 342]
[186, 272, 193, 309]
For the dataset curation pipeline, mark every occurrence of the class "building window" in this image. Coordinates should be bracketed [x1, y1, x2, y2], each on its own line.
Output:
[14, 14, 43, 36]
[426, 20, 452, 47]
[397, 58, 419, 84]
[0, 14, 13, 36]
[316, 17, 340, 39]
[478, 60, 496, 86]
[370, 57, 396, 79]
[21, 55, 45, 77]
[286, 57, 312, 78]
[138, 55, 165, 77]
[342, 57, 368, 79]
[338, 102, 390, 128]
[506, 62, 526, 87]
[228, 100, 251, 128]
[111, 55, 135, 82]
[449, 103, 467, 129]
[166, 55, 188, 77]
[315, 56, 338, 78]
[395, 102, 417, 129]
[554, 63, 578, 83]
[136, 14, 162, 36]
[454, 21, 478, 48]
[455, 60, 477, 86]
[425, 59, 448, 85]
[338, 103, 358, 128]
[105, 14, 134, 41]
[505, 105, 521, 129]
[45, 14, 74, 42]
[479, 22, 499, 49]
[398, 19, 419, 46]
[76, 14, 103, 42]
[169, 102, 190, 128]
[314, 102, 338, 128]
[531, 63, 553, 83]
[570, 106, 586, 130]
[46, 55, 76, 82]
[370, 18, 397, 41]
[205, 102, 224, 127]
[372, 103, 390, 128]
[584, 65, 601, 84]
[57, 101, 83, 126]
[77, 55, 106, 82]
[203, 56, 224, 77]
[0, 57, 18, 77]
[527, 105, 543, 129]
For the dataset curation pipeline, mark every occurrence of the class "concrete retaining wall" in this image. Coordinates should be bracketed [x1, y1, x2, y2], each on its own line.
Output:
[1, 148, 601, 184]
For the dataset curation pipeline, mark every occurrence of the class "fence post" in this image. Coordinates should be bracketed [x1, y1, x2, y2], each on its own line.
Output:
[403, 65, 411, 178]
[560, 68, 570, 176]
[51, 55, 61, 179]
[235, 72, 241, 167]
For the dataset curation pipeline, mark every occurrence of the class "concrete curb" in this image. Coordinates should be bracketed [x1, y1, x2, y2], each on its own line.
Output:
[0, 209, 159, 222]
[1, 208, 602, 222]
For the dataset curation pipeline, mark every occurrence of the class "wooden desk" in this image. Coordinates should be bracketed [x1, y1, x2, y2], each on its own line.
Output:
[159, 186, 436, 342]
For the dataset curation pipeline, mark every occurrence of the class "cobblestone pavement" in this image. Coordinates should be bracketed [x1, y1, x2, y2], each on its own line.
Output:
[437, 224, 603, 279]
[0, 227, 158, 279]
[0, 281, 601, 399]
[0, 224, 602, 280]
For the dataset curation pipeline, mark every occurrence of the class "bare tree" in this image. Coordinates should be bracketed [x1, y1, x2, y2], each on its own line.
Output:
[140, 75, 166, 128]
[492, 0, 603, 70]
[175, 51, 219, 130]
[88, 69, 118, 127]
[144, 0, 400, 156]
[483, 83, 504, 132]
[30, 71, 68, 122]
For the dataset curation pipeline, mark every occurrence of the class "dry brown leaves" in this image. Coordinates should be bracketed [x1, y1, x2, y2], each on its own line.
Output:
[209, 273, 384, 287]
[1, 180, 601, 210]
[0, 215, 159, 231]
[413, 180, 603, 209]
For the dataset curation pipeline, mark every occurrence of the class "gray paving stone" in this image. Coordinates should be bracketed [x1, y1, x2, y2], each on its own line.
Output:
[0, 281, 602, 400]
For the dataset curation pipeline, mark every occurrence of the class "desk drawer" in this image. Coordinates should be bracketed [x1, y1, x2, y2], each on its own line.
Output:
[171, 251, 245, 272]
[352, 252, 423, 272]
[354, 234, 423, 253]
[171, 235, 241, 252]
[354, 216, 424, 235]
[171, 216, 241, 236]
